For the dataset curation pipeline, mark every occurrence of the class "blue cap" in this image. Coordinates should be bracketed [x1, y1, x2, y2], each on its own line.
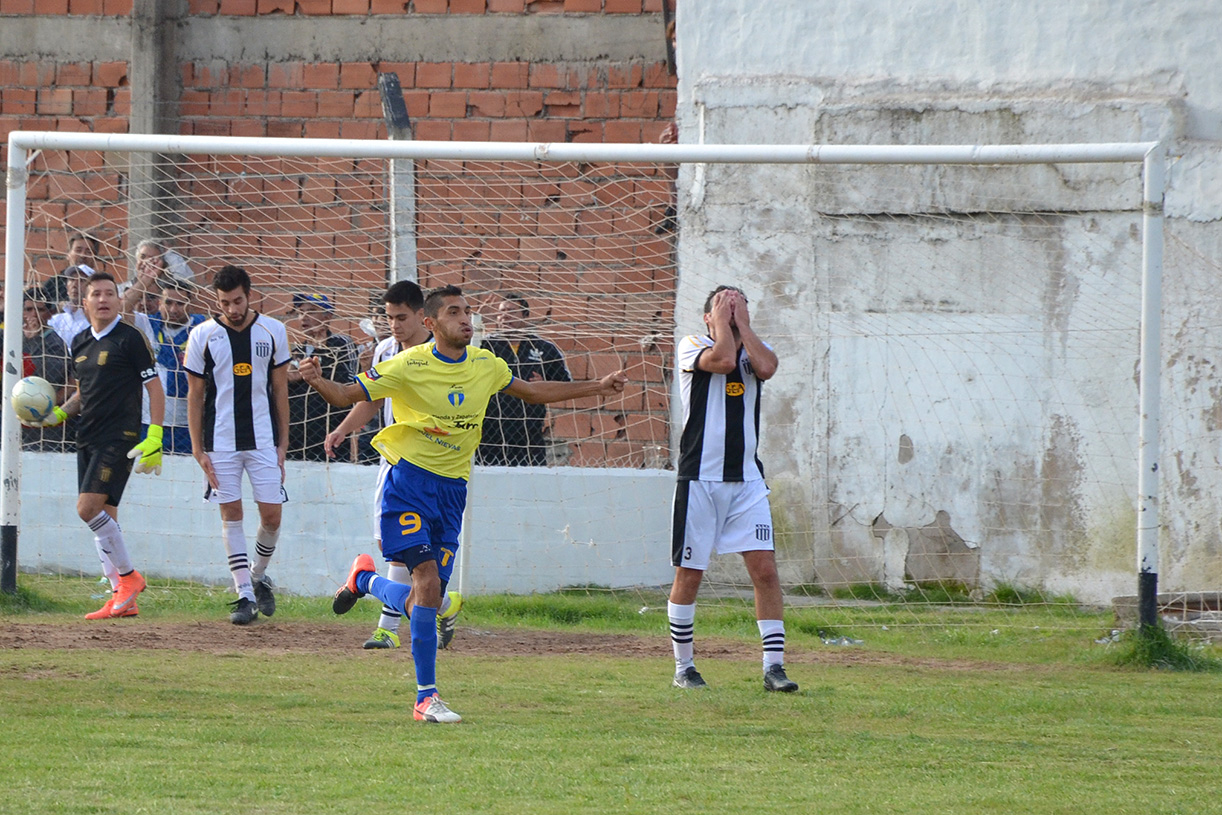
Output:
[292, 292, 332, 311]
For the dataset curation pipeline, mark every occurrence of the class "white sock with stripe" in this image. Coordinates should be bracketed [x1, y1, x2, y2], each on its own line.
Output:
[88, 512, 132, 576]
[251, 524, 279, 580]
[222, 520, 255, 601]
[758, 619, 786, 670]
[668, 601, 696, 672]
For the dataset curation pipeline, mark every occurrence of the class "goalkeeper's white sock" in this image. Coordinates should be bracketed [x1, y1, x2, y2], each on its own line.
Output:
[758, 619, 786, 670]
[251, 524, 280, 580]
[377, 562, 412, 632]
[222, 520, 255, 601]
[88, 511, 133, 576]
[96, 546, 120, 591]
[668, 601, 696, 672]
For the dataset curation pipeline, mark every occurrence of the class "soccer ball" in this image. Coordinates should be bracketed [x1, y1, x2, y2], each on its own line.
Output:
[10, 376, 56, 424]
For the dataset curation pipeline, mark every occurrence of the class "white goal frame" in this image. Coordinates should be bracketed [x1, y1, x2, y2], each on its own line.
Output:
[2, 132, 1164, 620]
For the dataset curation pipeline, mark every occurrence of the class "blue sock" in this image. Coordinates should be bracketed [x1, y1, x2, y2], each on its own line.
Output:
[363, 574, 410, 615]
[411, 606, 439, 702]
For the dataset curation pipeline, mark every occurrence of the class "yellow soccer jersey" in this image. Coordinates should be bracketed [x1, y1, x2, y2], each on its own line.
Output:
[355, 341, 513, 480]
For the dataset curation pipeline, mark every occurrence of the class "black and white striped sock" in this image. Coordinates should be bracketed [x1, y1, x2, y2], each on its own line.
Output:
[668, 601, 696, 672]
[758, 619, 785, 670]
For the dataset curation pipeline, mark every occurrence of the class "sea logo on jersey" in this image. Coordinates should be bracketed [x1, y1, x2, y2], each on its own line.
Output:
[75, 355, 88, 363]
[726, 382, 745, 397]
[448, 388, 465, 407]
[255, 340, 271, 358]
[233, 363, 253, 376]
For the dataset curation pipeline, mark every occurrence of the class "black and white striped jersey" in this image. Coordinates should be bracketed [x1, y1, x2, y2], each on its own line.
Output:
[371, 336, 401, 426]
[184, 313, 290, 452]
[675, 334, 767, 482]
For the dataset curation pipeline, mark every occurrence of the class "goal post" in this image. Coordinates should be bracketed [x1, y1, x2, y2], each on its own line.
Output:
[2, 132, 1164, 627]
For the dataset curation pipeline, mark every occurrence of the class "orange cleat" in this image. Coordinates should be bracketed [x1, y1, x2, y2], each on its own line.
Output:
[110, 570, 146, 616]
[333, 554, 376, 615]
[85, 594, 139, 620]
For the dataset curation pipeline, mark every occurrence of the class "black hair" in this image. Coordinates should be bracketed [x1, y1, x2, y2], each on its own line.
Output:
[85, 271, 118, 292]
[23, 287, 53, 312]
[160, 279, 191, 298]
[384, 280, 425, 311]
[424, 284, 464, 318]
[501, 291, 530, 318]
[67, 231, 100, 254]
[702, 285, 745, 314]
[213, 265, 251, 294]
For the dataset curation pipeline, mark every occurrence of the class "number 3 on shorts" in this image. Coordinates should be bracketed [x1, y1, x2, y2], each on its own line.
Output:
[399, 512, 422, 536]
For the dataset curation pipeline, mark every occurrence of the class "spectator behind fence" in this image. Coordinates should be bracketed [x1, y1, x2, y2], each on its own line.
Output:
[41, 231, 101, 309]
[122, 239, 197, 313]
[144, 280, 207, 454]
[19, 289, 72, 451]
[47, 264, 95, 346]
[286, 293, 357, 462]
[476, 292, 571, 466]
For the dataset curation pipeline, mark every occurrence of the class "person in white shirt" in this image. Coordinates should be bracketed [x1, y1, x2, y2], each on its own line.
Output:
[48, 265, 95, 346]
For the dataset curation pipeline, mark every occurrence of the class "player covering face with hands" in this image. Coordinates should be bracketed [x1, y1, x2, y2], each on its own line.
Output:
[300, 285, 627, 724]
[27, 272, 165, 619]
[668, 285, 798, 693]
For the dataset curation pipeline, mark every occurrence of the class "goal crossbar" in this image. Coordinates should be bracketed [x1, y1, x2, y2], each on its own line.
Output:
[7, 130, 1157, 165]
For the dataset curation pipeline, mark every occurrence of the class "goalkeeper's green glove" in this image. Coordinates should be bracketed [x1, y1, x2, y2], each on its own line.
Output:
[127, 424, 164, 476]
[33, 406, 69, 428]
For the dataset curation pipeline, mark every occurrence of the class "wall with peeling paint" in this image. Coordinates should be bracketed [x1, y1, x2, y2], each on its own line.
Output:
[674, 0, 1222, 604]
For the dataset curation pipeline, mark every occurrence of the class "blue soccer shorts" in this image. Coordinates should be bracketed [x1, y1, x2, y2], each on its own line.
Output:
[378, 458, 467, 583]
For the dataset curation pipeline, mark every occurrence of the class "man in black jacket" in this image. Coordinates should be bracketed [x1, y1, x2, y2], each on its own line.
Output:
[476, 293, 570, 466]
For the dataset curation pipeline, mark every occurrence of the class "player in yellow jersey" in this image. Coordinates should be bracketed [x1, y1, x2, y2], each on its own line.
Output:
[300, 284, 627, 723]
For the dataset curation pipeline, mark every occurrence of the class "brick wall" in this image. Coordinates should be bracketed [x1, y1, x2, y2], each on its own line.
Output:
[1, 2, 678, 465]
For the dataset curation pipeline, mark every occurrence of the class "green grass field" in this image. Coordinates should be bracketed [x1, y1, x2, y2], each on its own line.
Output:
[3, 576, 1221, 815]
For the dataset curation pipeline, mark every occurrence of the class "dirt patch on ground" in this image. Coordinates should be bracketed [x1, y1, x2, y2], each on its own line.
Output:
[0, 620, 1021, 672]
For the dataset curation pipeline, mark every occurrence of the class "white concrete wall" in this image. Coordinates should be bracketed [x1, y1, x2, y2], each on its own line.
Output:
[17, 453, 676, 597]
[673, 0, 1222, 603]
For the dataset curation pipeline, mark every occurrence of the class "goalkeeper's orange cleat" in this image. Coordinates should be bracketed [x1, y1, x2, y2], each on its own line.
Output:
[110, 570, 146, 616]
[85, 594, 139, 620]
[333, 554, 375, 615]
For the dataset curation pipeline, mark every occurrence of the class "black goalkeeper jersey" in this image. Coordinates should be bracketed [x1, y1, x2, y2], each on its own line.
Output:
[70, 318, 158, 445]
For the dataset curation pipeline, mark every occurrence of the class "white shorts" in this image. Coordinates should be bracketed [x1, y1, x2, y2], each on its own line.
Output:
[372, 458, 391, 544]
[671, 479, 773, 570]
[204, 448, 286, 505]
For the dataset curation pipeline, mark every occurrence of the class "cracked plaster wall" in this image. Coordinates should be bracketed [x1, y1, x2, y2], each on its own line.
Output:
[675, 0, 1222, 603]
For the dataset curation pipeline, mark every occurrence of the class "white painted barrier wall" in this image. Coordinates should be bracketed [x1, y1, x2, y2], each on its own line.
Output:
[17, 452, 676, 597]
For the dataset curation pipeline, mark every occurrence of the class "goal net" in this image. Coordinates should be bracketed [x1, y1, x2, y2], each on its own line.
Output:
[2, 133, 1162, 630]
